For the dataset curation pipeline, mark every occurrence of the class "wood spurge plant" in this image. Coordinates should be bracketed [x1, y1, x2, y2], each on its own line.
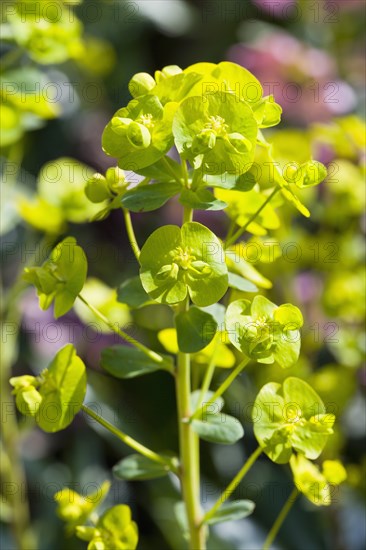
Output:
[10, 62, 347, 550]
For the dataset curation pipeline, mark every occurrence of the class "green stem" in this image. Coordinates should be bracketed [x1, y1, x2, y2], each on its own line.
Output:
[183, 206, 193, 223]
[195, 340, 220, 411]
[225, 187, 280, 248]
[203, 446, 263, 524]
[262, 488, 298, 550]
[162, 156, 183, 185]
[181, 159, 189, 188]
[81, 405, 177, 472]
[191, 357, 250, 420]
[122, 208, 140, 261]
[77, 294, 172, 371]
[176, 298, 206, 549]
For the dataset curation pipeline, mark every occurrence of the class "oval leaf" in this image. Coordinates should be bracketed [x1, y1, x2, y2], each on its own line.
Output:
[113, 454, 173, 480]
[175, 306, 217, 353]
[191, 413, 244, 444]
[101, 346, 173, 378]
[205, 500, 255, 525]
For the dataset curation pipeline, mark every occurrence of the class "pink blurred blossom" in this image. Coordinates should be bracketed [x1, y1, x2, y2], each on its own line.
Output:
[228, 30, 356, 124]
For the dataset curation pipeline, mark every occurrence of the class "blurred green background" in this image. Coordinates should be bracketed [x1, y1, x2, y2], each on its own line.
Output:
[1, 1, 365, 549]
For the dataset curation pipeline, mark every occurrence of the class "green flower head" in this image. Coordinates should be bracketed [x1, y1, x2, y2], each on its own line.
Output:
[253, 377, 335, 464]
[225, 296, 303, 368]
[173, 91, 258, 175]
[76, 505, 138, 550]
[139, 222, 228, 307]
[55, 480, 110, 534]
[290, 455, 347, 506]
[10, 344, 87, 433]
[102, 94, 177, 171]
[23, 237, 87, 319]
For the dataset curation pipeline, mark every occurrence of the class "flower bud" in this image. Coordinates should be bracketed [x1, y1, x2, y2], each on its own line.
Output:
[85, 173, 112, 203]
[76, 526, 97, 542]
[155, 65, 182, 82]
[111, 117, 133, 135]
[127, 122, 151, 149]
[128, 72, 156, 98]
[105, 167, 127, 194]
[10, 375, 38, 390]
[15, 386, 42, 417]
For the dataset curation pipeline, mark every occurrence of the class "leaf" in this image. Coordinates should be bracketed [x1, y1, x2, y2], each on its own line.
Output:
[113, 454, 173, 480]
[174, 501, 189, 540]
[179, 188, 227, 211]
[190, 390, 224, 414]
[101, 346, 173, 378]
[175, 306, 217, 353]
[225, 247, 272, 289]
[205, 500, 255, 525]
[117, 276, 153, 308]
[37, 344, 87, 432]
[228, 272, 258, 293]
[121, 181, 181, 212]
[191, 413, 244, 444]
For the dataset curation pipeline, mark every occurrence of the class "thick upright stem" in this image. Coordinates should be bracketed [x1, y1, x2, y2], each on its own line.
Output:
[176, 299, 206, 549]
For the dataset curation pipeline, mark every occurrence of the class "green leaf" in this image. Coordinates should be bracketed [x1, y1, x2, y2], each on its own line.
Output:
[139, 222, 228, 307]
[225, 246, 272, 289]
[179, 188, 227, 211]
[191, 413, 244, 444]
[175, 306, 217, 353]
[228, 272, 258, 293]
[205, 500, 255, 525]
[117, 276, 153, 308]
[121, 181, 182, 212]
[190, 390, 224, 413]
[101, 346, 173, 378]
[113, 454, 173, 480]
[37, 344, 87, 432]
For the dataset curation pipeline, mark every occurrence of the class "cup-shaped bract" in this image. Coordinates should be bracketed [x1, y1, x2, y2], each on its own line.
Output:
[225, 295, 303, 368]
[173, 91, 258, 175]
[139, 222, 228, 307]
[252, 377, 335, 464]
[102, 95, 177, 171]
[76, 505, 138, 550]
[23, 236, 87, 318]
